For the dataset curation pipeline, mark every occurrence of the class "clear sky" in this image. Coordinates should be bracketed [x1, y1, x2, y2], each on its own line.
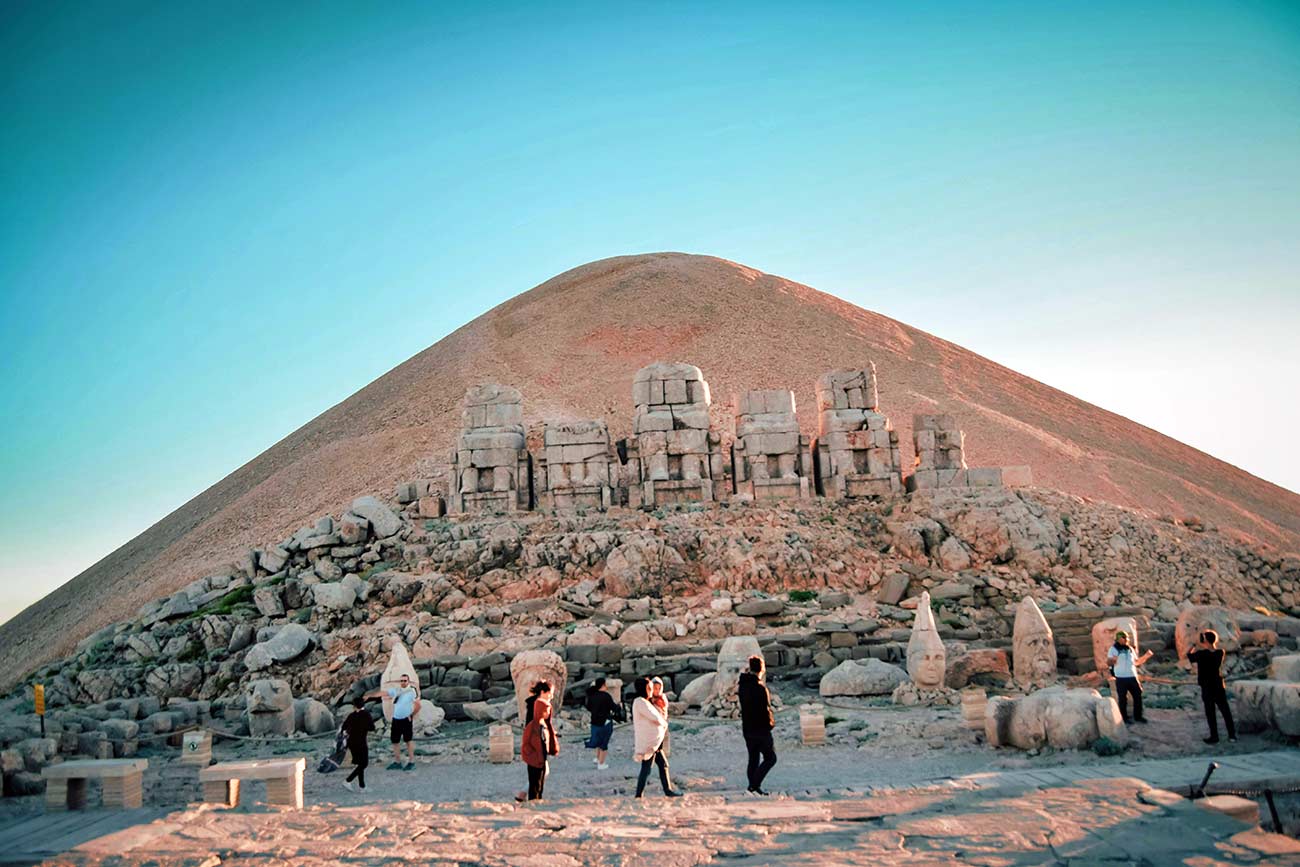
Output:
[2, 0, 1298, 627]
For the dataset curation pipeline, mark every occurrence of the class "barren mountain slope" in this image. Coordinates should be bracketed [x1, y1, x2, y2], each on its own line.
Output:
[2, 252, 1296, 686]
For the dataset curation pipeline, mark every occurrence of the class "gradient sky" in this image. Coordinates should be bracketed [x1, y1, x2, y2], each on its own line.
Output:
[2, 0, 1299, 626]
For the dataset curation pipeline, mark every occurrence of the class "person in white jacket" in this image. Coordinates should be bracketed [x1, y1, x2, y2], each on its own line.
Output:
[631, 676, 681, 798]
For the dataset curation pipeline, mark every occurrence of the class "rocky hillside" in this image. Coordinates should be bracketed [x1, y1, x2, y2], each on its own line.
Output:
[3, 252, 1298, 687]
[13, 484, 1299, 714]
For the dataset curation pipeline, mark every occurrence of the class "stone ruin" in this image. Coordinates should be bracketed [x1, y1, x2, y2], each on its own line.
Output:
[1012, 597, 1057, 691]
[435, 360, 1028, 515]
[812, 366, 904, 499]
[985, 686, 1127, 751]
[448, 384, 532, 515]
[907, 414, 1030, 491]
[536, 420, 615, 512]
[731, 389, 812, 500]
[509, 649, 567, 724]
[894, 591, 958, 705]
[624, 362, 725, 508]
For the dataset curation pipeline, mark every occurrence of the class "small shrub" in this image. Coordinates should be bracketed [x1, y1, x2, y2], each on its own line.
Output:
[359, 561, 391, 581]
[177, 641, 204, 663]
[848, 719, 868, 732]
[84, 638, 115, 667]
[788, 590, 818, 604]
[1092, 736, 1126, 757]
[882, 504, 894, 517]
[295, 609, 313, 624]
[824, 715, 843, 725]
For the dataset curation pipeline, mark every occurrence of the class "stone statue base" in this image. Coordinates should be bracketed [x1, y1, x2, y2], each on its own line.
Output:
[892, 682, 959, 707]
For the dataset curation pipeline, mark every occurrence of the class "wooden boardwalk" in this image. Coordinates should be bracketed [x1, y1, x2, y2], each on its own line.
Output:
[1, 749, 1298, 864]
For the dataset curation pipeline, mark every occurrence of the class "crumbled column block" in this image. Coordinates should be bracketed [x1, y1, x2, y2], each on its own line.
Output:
[812, 365, 902, 499]
[447, 385, 531, 515]
[630, 362, 721, 507]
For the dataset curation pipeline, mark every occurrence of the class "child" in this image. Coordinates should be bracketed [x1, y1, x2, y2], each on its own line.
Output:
[1187, 629, 1236, 744]
[519, 680, 559, 800]
[341, 696, 375, 791]
[1106, 630, 1153, 724]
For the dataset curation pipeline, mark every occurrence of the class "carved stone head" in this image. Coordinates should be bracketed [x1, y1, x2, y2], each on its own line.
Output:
[1012, 597, 1056, 689]
[510, 649, 567, 723]
[907, 592, 946, 689]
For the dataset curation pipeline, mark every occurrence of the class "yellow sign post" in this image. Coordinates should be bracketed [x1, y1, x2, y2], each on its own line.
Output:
[33, 684, 45, 736]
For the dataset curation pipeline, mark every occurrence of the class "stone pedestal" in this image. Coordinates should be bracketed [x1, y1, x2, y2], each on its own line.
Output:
[799, 704, 826, 745]
[488, 724, 513, 763]
[625, 362, 724, 508]
[960, 688, 988, 731]
[448, 385, 532, 515]
[812, 366, 903, 499]
[537, 420, 615, 512]
[733, 389, 812, 500]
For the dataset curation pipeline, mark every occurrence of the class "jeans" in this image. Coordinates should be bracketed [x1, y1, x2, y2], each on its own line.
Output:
[527, 761, 547, 800]
[1114, 677, 1144, 722]
[635, 743, 673, 797]
[1201, 686, 1236, 740]
[744, 730, 778, 790]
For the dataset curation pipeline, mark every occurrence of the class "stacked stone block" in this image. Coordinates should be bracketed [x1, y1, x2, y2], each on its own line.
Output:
[625, 362, 724, 507]
[811, 366, 903, 498]
[732, 389, 812, 500]
[907, 414, 1019, 491]
[536, 420, 614, 512]
[447, 384, 532, 515]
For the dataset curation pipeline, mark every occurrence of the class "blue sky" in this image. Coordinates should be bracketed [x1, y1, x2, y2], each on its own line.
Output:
[2, 0, 1298, 626]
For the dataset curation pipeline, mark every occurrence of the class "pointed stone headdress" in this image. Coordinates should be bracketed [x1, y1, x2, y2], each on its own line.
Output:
[380, 638, 418, 722]
[907, 591, 946, 687]
[1012, 597, 1056, 690]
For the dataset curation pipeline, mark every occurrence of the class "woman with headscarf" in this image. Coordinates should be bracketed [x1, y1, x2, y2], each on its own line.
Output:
[631, 676, 681, 798]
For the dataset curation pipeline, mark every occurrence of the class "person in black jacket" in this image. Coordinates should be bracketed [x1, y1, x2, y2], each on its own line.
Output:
[738, 655, 777, 795]
[1187, 629, 1236, 744]
[340, 696, 375, 791]
[584, 678, 624, 770]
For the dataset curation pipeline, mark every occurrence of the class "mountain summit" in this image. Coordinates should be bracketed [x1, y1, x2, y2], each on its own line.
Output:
[3, 252, 1296, 683]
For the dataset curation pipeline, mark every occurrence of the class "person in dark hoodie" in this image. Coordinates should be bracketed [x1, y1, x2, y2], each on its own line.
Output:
[340, 695, 375, 792]
[584, 677, 624, 770]
[738, 655, 777, 796]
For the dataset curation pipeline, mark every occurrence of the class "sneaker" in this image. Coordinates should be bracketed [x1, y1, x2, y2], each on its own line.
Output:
[1134, 718, 1148, 724]
[1228, 736, 1238, 742]
[593, 757, 600, 764]
[405, 762, 416, 771]
[1121, 718, 1132, 725]
[385, 762, 402, 770]
[664, 789, 682, 798]
[1203, 737, 1220, 745]
[748, 787, 769, 797]
[342, 781, 354, 792]
[597, 762, 609, 770]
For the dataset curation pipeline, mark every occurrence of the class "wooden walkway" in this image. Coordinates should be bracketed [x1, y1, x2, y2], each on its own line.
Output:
[1, 749, 1298, 864]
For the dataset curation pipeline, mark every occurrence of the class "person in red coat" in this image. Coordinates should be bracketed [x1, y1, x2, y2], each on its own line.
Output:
[519, 681, 560, 800]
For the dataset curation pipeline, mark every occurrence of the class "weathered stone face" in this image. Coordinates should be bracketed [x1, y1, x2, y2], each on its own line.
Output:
[1092, 616, 1139, 676]
[245, 678, 295, 737]
[1174, 606, 1241, 667]
[907, 592, 946, 689]
[509, 649, 566, 723]
[715, 635, 763, 697]
[985, 686, 1127, 751]
[539, 419, 614, 512]
[1012, 597, 1056, 690]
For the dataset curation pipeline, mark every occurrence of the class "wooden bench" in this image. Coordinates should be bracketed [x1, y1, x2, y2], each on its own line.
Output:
[199, 758, 304, 809]
[42, 759, 148, 810]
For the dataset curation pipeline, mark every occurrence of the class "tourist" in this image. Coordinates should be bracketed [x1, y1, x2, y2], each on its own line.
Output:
[519, 680, 559, 801]
[1106, 630, 1153, 724]
[367, 673, 421, 770]
[340, 695, 375, 791]
[525, 679, 549, 725]
[649, 676, 670, 756]
[738, 655, 777, 795]
[631, 676, 681, 798]
[584, 677, 624, 770]
[1187, 630, 1237, 744]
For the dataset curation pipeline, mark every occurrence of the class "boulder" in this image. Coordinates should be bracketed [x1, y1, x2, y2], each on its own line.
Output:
[412, 699, 446, 735]
[878, 573, 910, 605]
[244, 624, 313, 672]
[294, 698, 336, 735]
[259, 546, 290, 573]
[314, 560, 344, 582]
[349, 496, 402, 538]
[1230, 680, 1300, 736]
[3, 771, 44, 796]
[312, 582, 357, 611]
[341, 573, 372, 602]
[1270, 655, 1300, 682]
[819, 658, 910, 697]
[228, 623, 255, 654]
[946, 648, 1011, 689]
[679, 672, 717, 707]
[253, 586, 285, 617]
[734, 598, 784, 617]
